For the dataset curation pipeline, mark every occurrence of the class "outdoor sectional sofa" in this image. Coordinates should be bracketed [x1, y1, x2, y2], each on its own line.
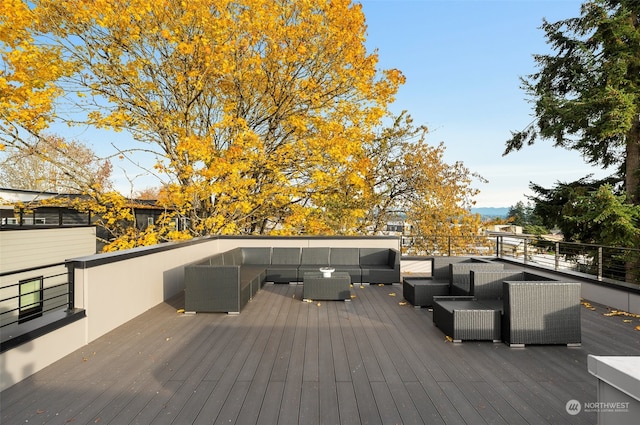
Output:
[403, 257, 504, 307]
[432, 270, 581, 346]
[184, 246, 400, 313]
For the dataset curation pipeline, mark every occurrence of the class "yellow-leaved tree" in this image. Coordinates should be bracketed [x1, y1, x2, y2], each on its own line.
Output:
[363, 112, 486, 254]
[1, 0, 483, 250]
[0, 0, 402, 240]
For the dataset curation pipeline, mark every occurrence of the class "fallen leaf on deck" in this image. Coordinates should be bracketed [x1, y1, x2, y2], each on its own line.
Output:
[317, 302, 321, 307]
[388, 293, 396, 297]
[445, 336, 453, 342]
[581, 301, 596, 310]
[399, 301, 407, 306]
[176, 309, 185, 314]
[604, 310, 640, 318]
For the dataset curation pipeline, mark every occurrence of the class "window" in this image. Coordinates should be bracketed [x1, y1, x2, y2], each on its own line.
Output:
[147, 216, 154, 226]
[19, 277, 43, 323]
[2, 217, 46, 225]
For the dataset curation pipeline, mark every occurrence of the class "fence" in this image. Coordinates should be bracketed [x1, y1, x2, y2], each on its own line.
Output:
[404, 234, 640, 286]
[0, 262, 73, 330]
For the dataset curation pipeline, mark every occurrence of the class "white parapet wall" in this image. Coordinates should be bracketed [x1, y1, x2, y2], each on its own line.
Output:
[1, 227, 97, 391]
[74, 235, 400, 342]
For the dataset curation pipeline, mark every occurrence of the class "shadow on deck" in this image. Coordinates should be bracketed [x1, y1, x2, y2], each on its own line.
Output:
[2, 283, 639, 424]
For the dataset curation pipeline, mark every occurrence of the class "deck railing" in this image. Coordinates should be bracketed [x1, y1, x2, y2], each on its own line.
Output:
[404, 234, 640, 286]
[0, 262, 73, 330]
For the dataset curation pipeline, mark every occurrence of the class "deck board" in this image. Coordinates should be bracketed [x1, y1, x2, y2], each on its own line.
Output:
[3, 282, 640, 424]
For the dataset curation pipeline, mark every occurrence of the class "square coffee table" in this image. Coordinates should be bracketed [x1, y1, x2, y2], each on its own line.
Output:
[303, 272, 351, 301]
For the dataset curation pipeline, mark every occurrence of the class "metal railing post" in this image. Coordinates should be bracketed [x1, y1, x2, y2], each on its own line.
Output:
[598, 247, 603, 281]
[523, 238, 528, 265]
[66, 262, 75, 311]
[555, 242, 560, 271]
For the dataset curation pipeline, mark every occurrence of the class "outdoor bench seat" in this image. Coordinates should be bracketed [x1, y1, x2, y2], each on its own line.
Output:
[184, 246, 400, 313]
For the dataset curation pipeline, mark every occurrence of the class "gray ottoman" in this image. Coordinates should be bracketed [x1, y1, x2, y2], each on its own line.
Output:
[403, 277, 450, 307]
[432, 298, 502, 343]
[303, 272, 351, 301]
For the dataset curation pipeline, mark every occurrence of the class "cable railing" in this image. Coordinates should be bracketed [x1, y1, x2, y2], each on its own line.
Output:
[0, 262, 73, 330]
[402, 234, 640, 286]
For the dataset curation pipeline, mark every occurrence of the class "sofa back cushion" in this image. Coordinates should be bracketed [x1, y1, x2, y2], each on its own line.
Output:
[431, 257, 469, 280]
[223, 248, 242, 265]
[241, 247, 272, 265]
[301, 247, 331, 265]
[470, 270, 523, 299]
[271, 247, 302, 265]
[360, 248, 391, 266]
[210, 254, 224, 265]
[450, 263, 504, 285]
[330, 248, 360, 265]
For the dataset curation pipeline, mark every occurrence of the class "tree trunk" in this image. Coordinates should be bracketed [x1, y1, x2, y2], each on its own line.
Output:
[625, 118, 640, 284]
[625, 118, 640, 204]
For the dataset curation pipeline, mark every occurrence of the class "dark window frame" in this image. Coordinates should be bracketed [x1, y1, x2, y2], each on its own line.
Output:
[18, 276, 44, 324]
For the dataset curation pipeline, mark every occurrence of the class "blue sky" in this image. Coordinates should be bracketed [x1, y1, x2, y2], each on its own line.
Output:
[52, 0, 613, 207]
[360, 0, 614, 207]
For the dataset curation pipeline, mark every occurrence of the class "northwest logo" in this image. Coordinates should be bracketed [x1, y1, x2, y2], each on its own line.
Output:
[566, 399, 581, 415]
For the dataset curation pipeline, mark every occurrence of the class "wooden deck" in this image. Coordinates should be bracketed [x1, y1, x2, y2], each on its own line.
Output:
[2, 282, 639, 424]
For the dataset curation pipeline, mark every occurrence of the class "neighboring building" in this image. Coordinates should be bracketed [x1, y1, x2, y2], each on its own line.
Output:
[484, 224, 524, 234]
[0, 187, 173, 251]
[0, 226, 96, 329]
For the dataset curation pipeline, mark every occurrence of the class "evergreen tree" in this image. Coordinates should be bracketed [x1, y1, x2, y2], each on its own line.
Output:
[505, 0, 640, 203]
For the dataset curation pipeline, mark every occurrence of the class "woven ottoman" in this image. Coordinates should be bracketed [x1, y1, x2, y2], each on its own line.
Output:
[432, 297, 502, 343]
[403, 277, 450, 307]
[303, 272, 351, 301]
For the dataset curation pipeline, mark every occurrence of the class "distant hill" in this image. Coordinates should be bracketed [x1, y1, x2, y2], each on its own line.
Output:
[471, 207, 510, 218]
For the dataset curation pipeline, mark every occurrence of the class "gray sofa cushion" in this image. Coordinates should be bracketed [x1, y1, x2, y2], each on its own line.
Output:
[267, 247, 301, 283]
[223, 248, 242, 265]
[271, 247, 301, 264]
[241, 247, 271, 265]
[301, 247, 331, 265]
[359, 248, 391, 266]
[330, 248, 360, 265]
